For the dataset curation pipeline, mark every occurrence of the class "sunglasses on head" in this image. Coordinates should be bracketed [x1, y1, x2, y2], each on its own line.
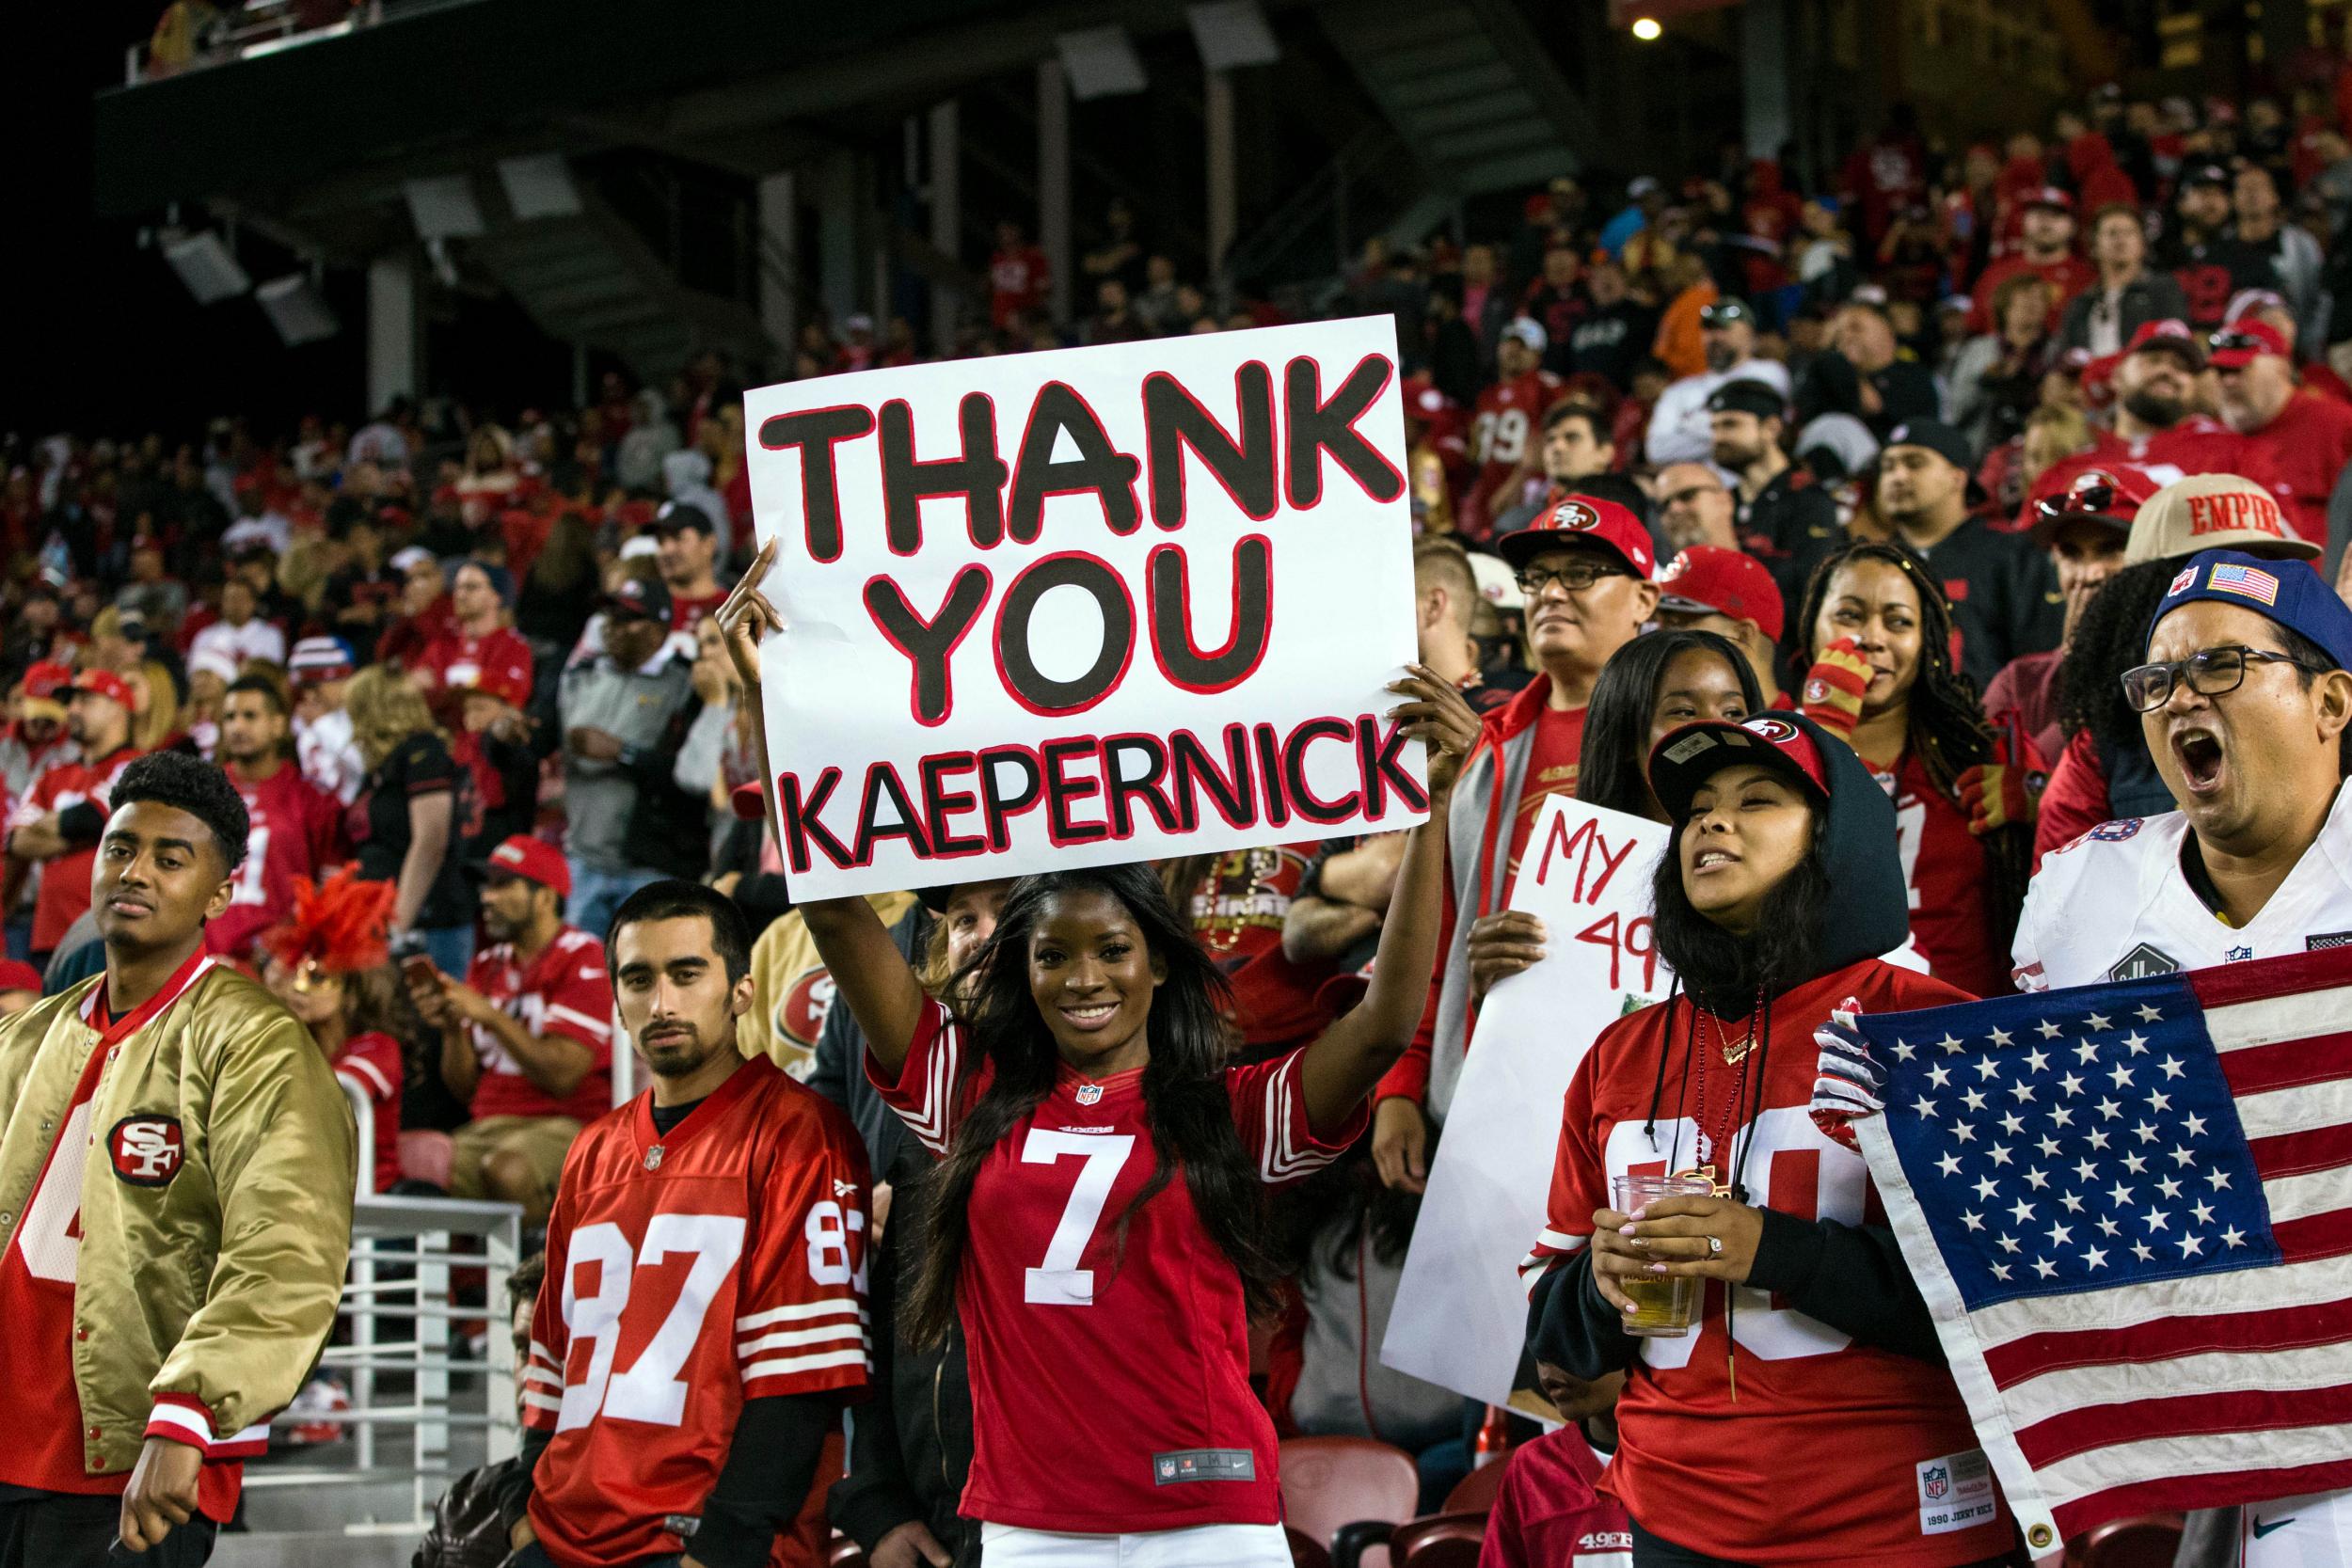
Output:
[1699, 305, 1748, 327]
[2209, 331, 2267, 355]
[2036, 483, 2124, 519]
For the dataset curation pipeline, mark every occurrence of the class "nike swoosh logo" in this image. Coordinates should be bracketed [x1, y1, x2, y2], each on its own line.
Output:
[2253, 1517, 2297, 1538]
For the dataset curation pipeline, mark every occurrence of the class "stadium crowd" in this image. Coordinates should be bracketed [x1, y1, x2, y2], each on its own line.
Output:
[8, 53, 2352, 1568]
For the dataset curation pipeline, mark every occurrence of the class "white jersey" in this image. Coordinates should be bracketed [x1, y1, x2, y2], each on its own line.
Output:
[2232, 1493, 2352, 1567]
[2011, 783, 2352, 991]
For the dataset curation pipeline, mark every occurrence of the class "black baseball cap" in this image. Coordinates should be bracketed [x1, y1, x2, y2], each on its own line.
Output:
[1698, 299, 1756, 328]
[603, 576, 673, 625]
[2183, 162, 2232, 190]
[1705, 378, 1785, 420]
[1883, 420, 1974, 474]
[652, 500, 716, 538]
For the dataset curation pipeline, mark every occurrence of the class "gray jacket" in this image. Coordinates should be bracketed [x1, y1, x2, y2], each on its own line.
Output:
[558, 641, 693, 872]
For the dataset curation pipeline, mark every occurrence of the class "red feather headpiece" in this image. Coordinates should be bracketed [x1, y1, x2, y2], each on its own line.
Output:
[259, 867, 397, 978]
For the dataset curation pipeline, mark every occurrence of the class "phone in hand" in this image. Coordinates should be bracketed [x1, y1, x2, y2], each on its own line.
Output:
[400, 954, 442, 992]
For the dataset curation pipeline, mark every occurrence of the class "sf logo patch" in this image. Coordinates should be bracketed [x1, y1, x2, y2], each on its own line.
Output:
[107, 1116, 183, 1186]
[1549, 499, 1600, 531]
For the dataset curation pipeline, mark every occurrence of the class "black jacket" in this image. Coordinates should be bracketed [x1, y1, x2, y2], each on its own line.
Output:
[1526, 714, 1949, 1378]
[618, 695, 715, 879]
[414, 1457, 519, 1568]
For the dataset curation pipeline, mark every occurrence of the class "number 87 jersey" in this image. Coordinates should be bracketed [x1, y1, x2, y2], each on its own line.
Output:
[523, 1056, 872, 1567]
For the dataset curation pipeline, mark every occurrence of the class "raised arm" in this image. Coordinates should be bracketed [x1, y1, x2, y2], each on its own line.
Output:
[717, 542, 933, 1076]
[1296, 667, 1478, 1132]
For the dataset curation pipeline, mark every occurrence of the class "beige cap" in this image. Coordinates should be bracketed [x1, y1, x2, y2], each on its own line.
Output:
[2123, 471, 2320, 565]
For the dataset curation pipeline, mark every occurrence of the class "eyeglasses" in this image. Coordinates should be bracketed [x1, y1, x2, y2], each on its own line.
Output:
[2209, 331, 2267, 356]
[1698, 305, 1750, 328]
[2120, 643, 2325, 712]
[1660, 483, 1728, 509]
[1516, 561, 1631, 596]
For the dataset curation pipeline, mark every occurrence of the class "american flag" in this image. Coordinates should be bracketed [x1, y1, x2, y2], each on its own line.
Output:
[1814, 948, 2352, 1553]
[2207, 561, 2280, 605]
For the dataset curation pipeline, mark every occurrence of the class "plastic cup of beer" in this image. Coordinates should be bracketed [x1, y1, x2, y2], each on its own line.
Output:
[1611, 1171, 1713, 1338]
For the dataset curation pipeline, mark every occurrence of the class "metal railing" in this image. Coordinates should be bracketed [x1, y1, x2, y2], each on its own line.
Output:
[245, 1163, 525, 1535]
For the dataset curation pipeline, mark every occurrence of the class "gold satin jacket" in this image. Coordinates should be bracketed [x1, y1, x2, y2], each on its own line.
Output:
[0, 957, 354, 1476]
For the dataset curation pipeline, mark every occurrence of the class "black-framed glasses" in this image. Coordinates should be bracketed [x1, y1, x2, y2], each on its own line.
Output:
[1660, 482, 1729, 509]
[2121, 644, 2325, 712]
[1517, 561, 1630, 596]
[2209, 330, 2267, 356]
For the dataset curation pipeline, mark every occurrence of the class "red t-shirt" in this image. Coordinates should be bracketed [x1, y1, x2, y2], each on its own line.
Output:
[333, 1031, 404, 1195]
[1479, 1431, 1634, 1568]
[1879, 751, 2010, 1000]
[1528, 958, 2004, 1565]
[1504, 705, 1586, 898]
[13, 745, 144, 953]
[207, 763, 343, 960]
[2242, 391, 2352, 549]
[412, 624, 534, 704]
[1188, 844, 1333, 1055]
[463, 927, 614, 1123]
[989, 246, 1051, 328]
[523, 1058, 869, 1567]
[1965, 253, 2095, 334]
[669, 588, 727, 637]
[1466, 369, 1565, 535]
[868, 999, 1366, 1531]
[0, 953, 250, 1518]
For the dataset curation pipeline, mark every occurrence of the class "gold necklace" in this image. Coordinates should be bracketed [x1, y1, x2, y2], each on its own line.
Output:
[1706, 990, 1764, 1065]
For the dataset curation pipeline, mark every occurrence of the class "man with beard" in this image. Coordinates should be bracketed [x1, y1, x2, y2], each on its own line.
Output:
[409, 834, 612, 1227]
[2162, 163, 2271, 331]
[1875, 420, 2063, 691]
[2212, 317, 2352, 554]
[1645, 298, 1792, 467]
[2027, 320, 2258, 518]
[8, 673, 145, 968]
[2012, 550, 2352, 1568]
[507, 879, 868, 1568]
[1966, 187, 2095, 334]
[1708, 378, 1839, 611]
[1566, 258, 1660, 392]
[204, 677, 341, 961]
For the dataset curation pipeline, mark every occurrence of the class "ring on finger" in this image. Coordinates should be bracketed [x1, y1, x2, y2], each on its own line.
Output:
[1707, 1236, 1723, 1256]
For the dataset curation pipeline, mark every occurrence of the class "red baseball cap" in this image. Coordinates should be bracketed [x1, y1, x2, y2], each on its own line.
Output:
[2024, 185, 2075, 213]
[1655, 546, 1785, 641]
[481, 834, 571, 896]
[1495, 494, 1656, 579]
[0, 959, 41, 995]
[2124, 318, 2205, 368]
[72, 670, 135, 709]
[2209, 318, 2291, 370]
[2028, 465, 2160, 545]
[1647, 714, 1829, 823]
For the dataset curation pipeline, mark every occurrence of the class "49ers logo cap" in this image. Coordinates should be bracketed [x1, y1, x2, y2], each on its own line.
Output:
[108, 1115, 183, 1186]
[1494, 493, 1656, 579]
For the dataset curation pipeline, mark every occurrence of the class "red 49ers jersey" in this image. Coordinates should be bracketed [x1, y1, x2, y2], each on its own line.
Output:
[12, 745, 142, 953]
[868, 1000, 1366, 1532]
[464, 927, 613, 1123]
[207, 763, 342, 960]
[1524, 960, 2007, 1566]
[1188, 844, 1333, 1054]
[1466, 370, 1564, 533]
[524, 1058, 871, 1567]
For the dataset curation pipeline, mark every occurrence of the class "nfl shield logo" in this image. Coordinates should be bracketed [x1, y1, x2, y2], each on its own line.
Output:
[1159, 1460, 1176, 1479]
[1076, 1084, 1104, 1106]
[644, 1146, 664, 1171]
[1923, 1465, 1949, 1500]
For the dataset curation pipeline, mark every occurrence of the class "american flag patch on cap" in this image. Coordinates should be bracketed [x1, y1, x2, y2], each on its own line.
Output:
[2207, 562, 2280, 604]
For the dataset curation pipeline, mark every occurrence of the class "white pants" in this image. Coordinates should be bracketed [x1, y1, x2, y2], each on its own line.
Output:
[978, 1521, 1291, 1567]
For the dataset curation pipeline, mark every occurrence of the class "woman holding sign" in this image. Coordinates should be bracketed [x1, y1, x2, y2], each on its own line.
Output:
[720, 543, 1473, 1567]
[1524, 712, 2012, 1567]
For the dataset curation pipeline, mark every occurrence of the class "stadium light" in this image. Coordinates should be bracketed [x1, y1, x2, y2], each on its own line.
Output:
[403, 175, 485, 241]
[162, 230, 251, 304]
[1631, 15, 1663, 40]
[256, 273, 340, 346]
[1056, 26, 1147, 100]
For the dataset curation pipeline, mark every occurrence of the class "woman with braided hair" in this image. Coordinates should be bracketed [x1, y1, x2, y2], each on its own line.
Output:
[1792, 538, 2037, 996]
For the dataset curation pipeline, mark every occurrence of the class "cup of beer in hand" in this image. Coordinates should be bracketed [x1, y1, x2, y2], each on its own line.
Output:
[1611, 1171, 1713, 1338]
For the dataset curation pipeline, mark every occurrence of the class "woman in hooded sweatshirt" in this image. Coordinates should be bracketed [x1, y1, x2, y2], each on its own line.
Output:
[1524, 712, 2013, 1567]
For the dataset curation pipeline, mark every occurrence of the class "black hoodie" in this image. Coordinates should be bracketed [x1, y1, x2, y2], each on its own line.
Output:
[1528, 712, 1963, 1380]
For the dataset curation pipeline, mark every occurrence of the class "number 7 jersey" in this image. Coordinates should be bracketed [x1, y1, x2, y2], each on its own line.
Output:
[869, 999, 1366, 1533]
[523, 1057, 872, 1567]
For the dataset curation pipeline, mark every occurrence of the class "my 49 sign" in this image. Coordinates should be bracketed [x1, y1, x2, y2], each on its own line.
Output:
[741, 318, 1428, 897]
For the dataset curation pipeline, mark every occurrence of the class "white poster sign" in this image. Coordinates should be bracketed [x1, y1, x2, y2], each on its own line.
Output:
[740, 319, 1426, 898]
[1381, 794, 1674, 1413]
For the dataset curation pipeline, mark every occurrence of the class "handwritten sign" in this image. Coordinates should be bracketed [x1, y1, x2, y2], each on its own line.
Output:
[740, 319, 1426, 898]
[1381, 794, 1673, 1413]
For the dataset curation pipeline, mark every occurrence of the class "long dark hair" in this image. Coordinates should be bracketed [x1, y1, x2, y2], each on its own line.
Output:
[1796, 538, 2030, 939]
[1277, 1135, 1431, 1288]
[1649, 799, 1835, 1015]
[901, 863, 1284, 1348]
[1579, 628, 1766, 820]
[2058, 557, 2179, 752]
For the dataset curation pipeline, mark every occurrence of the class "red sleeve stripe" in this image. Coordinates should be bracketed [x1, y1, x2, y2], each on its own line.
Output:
[740, 1322, 870, 1358]
[900, 1008, 961, 1156]
[545, 1003, 614, 1041]
[146, 1396, 272, 1458]
[736, 1299, 866, 1332]
[1257, 1053, 1338, 1182]
[337, 1058, 396, 1100]
[740, 1347, 869, 1383]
